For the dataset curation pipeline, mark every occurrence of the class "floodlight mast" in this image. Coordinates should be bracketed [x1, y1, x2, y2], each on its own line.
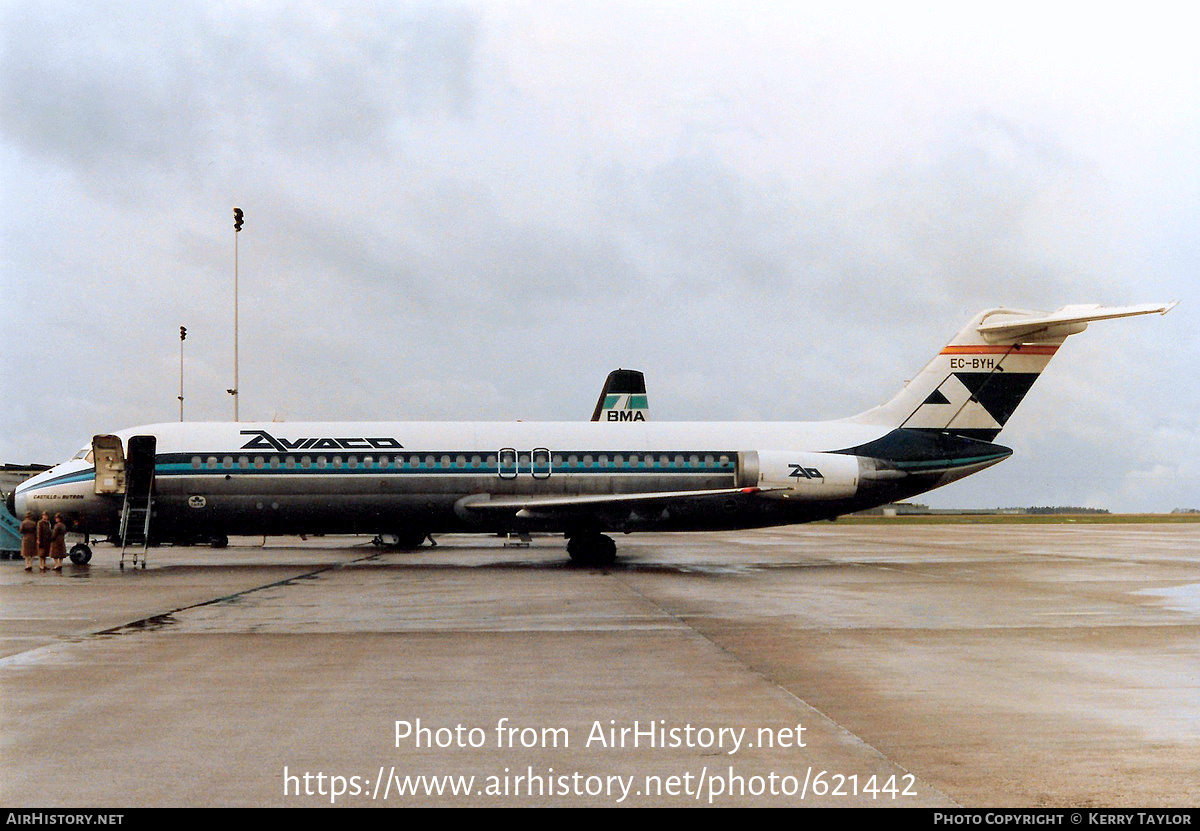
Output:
[230, 207, 244, 421]
[178, 325, 186, 421]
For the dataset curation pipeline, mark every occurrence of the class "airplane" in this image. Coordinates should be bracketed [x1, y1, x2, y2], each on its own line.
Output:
[10, 303, 1175, 566]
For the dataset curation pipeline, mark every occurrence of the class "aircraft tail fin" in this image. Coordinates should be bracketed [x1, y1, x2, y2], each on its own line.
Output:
[848, 303, 1176, 440]
[592, 369, 649, 422]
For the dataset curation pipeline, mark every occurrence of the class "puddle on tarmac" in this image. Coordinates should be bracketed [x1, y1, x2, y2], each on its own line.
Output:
[1135, 584, 1200, 616]
[96, 613, 180, 636]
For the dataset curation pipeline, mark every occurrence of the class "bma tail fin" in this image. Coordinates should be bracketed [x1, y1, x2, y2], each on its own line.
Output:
[592, 369, 649, 422]
[849, 303, 1175, 441]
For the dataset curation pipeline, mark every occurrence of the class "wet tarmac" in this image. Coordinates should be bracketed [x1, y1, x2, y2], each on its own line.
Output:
[1, 524, 1197, 807]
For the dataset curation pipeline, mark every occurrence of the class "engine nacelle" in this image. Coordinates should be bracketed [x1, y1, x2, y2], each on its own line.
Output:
[745, 450, 860, 499]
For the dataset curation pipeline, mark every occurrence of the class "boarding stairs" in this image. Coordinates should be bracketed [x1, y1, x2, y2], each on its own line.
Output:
[118, 436, 157, 570]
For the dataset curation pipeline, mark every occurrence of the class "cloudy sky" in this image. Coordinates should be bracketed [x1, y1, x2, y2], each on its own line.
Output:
[2, 1, 1196, 511]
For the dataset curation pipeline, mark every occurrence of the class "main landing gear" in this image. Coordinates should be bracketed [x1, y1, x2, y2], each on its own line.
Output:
[566, 531, 617, 566]
[372, 529, 430, 550]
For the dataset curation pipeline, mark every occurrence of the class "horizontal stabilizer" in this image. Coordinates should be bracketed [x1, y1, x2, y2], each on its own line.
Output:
[977, 302, 1177, 343]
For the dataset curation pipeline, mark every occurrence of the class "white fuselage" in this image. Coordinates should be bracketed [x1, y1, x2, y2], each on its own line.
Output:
[16, 417, 987, 541]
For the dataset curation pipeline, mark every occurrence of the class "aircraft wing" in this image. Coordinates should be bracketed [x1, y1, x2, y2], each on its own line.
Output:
[459, 486, 776, 518]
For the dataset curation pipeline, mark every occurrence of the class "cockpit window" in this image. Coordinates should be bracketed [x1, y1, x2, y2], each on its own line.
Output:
[72, 446, 94, 463]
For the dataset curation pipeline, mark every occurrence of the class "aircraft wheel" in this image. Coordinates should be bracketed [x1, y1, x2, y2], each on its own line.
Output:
[567, 532, 617, 566]
[392, 529, 429, 550]
[69, 544, 93, 565]
[210, 534, 229, 549]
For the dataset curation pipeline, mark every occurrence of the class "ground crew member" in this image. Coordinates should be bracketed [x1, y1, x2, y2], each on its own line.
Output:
[20, 512, 36, 572]
[49, 514, 67, 572]
[36, 511, 51, 573]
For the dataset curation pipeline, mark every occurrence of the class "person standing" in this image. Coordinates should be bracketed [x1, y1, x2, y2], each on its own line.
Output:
[35, 512, 51, 573]
[49, 514, 67, 572]
[19, 512, 36, 572]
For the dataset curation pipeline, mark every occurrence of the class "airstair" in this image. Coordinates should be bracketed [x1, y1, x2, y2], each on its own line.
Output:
[118, 435, 157, 570]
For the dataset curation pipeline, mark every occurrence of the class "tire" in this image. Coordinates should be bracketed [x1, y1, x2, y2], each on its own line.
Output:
[393, 529, 428, 550]
[69, 544, 93, 565]
[567, 532, 617, 566]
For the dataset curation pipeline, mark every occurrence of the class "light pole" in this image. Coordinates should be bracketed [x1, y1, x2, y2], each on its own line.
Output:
[229, 207, 243, 420]
[178, 325, 186, 421]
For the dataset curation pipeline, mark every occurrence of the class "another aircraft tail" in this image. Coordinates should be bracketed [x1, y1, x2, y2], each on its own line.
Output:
[592, 369, 649, 422]
[847, 303, 1175, 441]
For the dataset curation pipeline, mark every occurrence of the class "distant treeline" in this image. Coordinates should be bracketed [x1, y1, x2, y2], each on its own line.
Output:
[1017, 506, 1111, 515]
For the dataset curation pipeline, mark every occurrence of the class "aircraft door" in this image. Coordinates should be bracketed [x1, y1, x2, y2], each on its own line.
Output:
[531, 448, 552, 479]
[125, 435, 157, 496]
[92, 435, 126, 495]
[498, 448, 518, 479]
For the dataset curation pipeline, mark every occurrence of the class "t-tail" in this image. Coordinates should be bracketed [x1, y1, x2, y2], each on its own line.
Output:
[592, 368, 649, 423]
[848, 303, 1177, 441]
